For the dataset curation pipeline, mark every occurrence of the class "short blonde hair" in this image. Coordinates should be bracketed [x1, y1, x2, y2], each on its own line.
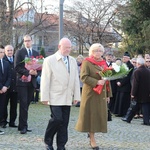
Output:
[89, 43, 105, 56]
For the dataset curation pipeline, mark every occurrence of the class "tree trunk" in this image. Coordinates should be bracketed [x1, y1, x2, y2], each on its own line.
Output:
[0, 0, 6, 45]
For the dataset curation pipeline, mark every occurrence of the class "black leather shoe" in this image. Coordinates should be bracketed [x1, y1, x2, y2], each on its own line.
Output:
[20, 128, 27, 134]
[90, 146, 99, 150]
[27, 129, 32, 132]
[46, 145, 54, 150]
[121, 117, 130, 123]
[1, 121, 8, 128]
[9, 124, 18, 128]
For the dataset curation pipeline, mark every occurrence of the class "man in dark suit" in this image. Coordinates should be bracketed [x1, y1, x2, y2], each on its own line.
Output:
[0, 45, 11, 130]
[14, 35, 39, 134]
[131, 57, 150, 125]
[3, 45, 18, 128]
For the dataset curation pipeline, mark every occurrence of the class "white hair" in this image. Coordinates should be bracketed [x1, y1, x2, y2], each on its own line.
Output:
[136, 57, 145, 65]
[89, 43, 104, 56]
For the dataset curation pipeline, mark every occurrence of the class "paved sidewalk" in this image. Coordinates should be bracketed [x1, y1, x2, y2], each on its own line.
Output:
[0, 103, 149, 150]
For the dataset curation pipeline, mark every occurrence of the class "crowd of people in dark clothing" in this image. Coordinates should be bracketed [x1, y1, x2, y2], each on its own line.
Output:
[0, 35, 41, 135]
[105, 52, 150, 125]
[75, 51, 150, 125]
[0, 39, 150, 137]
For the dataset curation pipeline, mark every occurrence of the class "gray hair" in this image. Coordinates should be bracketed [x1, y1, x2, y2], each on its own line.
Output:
[136, 57, 145, 65]
[89, 43, 104, 56]
[5, 45, 14, 50]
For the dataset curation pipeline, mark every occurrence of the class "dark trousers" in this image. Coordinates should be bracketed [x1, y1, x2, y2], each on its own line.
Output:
[44, 106, 71, 149]
[18, 86, 34, 130]
[4, 91, 18, 125]
[0, 93, 7, 124]
[142, 102, 150, 125]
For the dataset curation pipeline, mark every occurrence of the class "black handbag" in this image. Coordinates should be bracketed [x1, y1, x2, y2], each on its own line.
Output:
[130, 99, 137, 110]
[125, 98, 138, 122]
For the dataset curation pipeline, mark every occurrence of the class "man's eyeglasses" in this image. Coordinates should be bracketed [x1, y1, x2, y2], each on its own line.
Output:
[146, 61, 150, 62]
[6, 50, 13, 52]
[0, 52, 4, 53]
[93, 50, 103, 52]
[24, 40, 31, 42]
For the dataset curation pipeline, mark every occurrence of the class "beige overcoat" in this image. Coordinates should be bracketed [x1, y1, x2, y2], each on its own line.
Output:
[40, 51, 80, 105]
[75, 60, 112, 133]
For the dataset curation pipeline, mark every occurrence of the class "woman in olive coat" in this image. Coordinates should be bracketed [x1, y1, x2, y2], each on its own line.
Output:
[75, 43, 112, 150]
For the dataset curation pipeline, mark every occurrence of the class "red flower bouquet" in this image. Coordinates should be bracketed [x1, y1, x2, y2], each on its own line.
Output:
[21, 55, 44, 82]
[93, 62, 131, 94]
[24, 55, 44, 71]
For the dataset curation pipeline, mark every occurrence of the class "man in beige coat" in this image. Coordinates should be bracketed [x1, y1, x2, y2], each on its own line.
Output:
[40, 38, 80, 150]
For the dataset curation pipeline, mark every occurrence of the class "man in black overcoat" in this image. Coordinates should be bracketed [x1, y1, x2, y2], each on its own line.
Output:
[3, 45, 18, 128]
[131, 57, 150, 125]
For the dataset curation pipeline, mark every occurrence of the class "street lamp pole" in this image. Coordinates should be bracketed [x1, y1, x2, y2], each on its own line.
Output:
[59, 0, 65, 40]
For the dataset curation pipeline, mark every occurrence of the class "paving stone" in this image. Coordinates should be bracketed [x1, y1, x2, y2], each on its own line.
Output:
[0, 103, 149, 150]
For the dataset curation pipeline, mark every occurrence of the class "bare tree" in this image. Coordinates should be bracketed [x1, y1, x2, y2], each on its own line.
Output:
[64, 0, 122, 54]
[0, 0, 59, 51]
[0, 0, 7, 45]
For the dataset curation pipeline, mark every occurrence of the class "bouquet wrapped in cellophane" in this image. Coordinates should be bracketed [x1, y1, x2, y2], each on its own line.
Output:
[99, 62, 132, 81]
[21, 55, 44, 82]
[93, 62, 132, 94]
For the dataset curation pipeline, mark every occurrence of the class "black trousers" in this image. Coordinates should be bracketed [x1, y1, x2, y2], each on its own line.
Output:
[44, 106, 71, 149]
[4, 91, 18, 124]
[0, 93, 7, 124]
[142, 102, 150, 125]
[18, 86, 34, 130]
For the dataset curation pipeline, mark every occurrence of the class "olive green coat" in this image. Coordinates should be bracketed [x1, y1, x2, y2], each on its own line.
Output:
[75, 60, 112, 133]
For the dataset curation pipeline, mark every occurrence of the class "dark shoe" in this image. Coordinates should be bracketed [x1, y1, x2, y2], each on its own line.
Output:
[0, 121, 8, 128]
[27, 129, 32, 132]
[90, 145, 99, 150]
[20, 128, 27, 134]
[0, 130, 4, 135]
[121, 117, 130, 123]
[92, 147, 99, 150]
[9, 124, 18, 128]
[90, 142, 99, 150]
[46, 145, 54, 150]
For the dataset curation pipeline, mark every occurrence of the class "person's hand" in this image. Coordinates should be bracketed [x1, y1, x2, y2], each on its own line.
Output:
[0, 90, 3, 94]
[1, 86, 7, 93]
[73, 100, 79, 105]
[97, 80, 105, 85]
[117, 82, 121, 86]
[29, 69, 37, 76]
[42, 101, 49, 105]
[131, 95, 134, 98]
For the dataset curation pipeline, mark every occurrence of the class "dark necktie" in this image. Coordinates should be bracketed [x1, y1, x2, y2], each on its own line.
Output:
[0, 59, 4, 74]
[28, 49, 32, 57]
